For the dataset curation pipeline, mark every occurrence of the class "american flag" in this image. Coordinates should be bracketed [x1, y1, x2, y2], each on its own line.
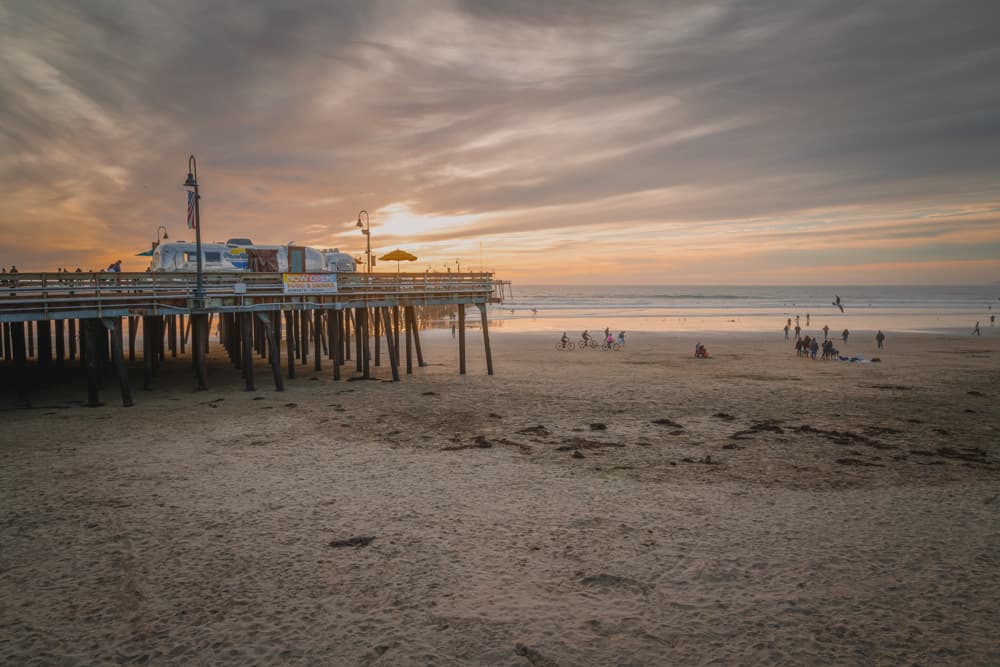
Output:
[186, 190, 197, 230]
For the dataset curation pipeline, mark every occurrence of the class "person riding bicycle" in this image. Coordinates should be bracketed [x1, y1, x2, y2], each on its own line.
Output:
[581, 330, 591, 344]
[560, 332, 569, 346]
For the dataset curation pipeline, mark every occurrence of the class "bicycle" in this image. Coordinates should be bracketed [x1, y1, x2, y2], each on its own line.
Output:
[601, 342, 622, 351]
[555, 340, 575, 351]
[578, 338, 598, 350]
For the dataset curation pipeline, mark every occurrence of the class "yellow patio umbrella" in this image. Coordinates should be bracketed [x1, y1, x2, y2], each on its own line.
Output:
[378, 249, 418, 271]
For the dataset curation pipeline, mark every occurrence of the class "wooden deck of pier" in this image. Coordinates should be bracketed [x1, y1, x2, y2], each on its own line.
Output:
[0, 271, 505, 406]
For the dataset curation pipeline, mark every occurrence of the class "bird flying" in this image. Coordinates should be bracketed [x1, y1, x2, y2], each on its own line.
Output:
[833, 295, 844, 313]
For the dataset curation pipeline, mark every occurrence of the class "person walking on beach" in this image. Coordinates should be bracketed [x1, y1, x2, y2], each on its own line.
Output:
[806, 313, 811, 326]
[876, 330, 885, 349]
[991, 314, 995, 327]
[842, 328, 849, 343]
[451, 324, 456, 338]
[809, 337, 819, 359]
[617, 331, 626, 346]
[794, 324, 801, 340]
[972, 321, 981, 336]
[823, 324, 829, 340]
[784, 324, 790, 340]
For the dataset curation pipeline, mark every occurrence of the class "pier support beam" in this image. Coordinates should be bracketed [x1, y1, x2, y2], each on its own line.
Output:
[405, 309, 413, 375]
[128, 316, 137, 362]
[257, 312, 283, 391]
[381, 307, 400, 382]
[157, 316, 166, 363]
[406, 307, 425, 367]
[143, 316, 154, 390]
[300, 310, 309, 368]
[476, 303, 494, 376]
[331, 309, 341, 381]
[192, 313, 209, 391]
[393, 306, 401, 356]
[169, 315, 178, 358]
[37, 319, 52, 379]
[54, 319, 66, 370]
[374, 308, 381, 367]
[12, 322, 29, 406]
[362, 308, 372, 379]
[344, 310, 352, 362]
[241, 312, 255, 391]
[354, 308, 363, 373]
[284, 310, 296, 380]
[68, 319, 77, 361]
[313, 310, 322, 372]
[84, 319, 102, 407]
[103, 317, 134, 407]
[458, 304, 466, 375]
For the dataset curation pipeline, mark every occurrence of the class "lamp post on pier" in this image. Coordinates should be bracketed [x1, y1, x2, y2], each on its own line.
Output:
[356, 210, 371, 273]
[154, 225, 169, 248]
[183, 155, 204, 298]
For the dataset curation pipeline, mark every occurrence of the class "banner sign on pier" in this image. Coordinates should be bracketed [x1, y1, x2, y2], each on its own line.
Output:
[282, 273, 338, 294]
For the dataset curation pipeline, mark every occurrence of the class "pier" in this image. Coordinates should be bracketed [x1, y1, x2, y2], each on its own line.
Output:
[0, 271, 504, 407]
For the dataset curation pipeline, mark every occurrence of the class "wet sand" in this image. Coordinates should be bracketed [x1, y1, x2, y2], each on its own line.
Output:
[1, 330, 999, 665]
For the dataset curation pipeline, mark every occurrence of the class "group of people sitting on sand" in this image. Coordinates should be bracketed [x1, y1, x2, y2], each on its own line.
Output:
[794, 335, 839, 360]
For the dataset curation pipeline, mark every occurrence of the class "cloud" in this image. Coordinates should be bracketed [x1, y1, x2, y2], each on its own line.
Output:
[1, 0, 998, 282]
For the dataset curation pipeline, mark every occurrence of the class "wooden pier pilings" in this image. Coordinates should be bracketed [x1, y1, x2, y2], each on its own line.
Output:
[0, 271, 505, 407]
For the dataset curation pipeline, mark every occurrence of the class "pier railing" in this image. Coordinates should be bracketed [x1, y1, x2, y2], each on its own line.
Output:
[0, 271, 506, 322]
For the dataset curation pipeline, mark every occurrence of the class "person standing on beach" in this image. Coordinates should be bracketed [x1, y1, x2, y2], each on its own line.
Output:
[806, 313, 811, 326]
[823, 324, 829, 340]
[991, 314, 995, 327]
[876, 330, 885, 349]
[617, 331, 626, 346]
[784, 324, 790, 340]
[842, 328, 849, 343]
[794, 324, 801, 340]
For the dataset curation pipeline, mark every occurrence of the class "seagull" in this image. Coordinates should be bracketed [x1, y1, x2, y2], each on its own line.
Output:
[832, 294, 844, 313]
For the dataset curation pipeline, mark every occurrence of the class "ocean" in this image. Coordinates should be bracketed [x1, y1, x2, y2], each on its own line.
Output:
[485, 285, 1000, 335]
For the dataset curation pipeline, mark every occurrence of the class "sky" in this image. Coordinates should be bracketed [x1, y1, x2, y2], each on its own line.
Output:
[1, 0, 999, 284]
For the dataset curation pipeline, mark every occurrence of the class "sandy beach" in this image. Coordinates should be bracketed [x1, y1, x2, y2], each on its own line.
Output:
[1, 329, 998, 665]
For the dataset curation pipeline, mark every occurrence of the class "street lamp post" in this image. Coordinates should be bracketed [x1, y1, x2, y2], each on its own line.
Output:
[356, 210, 371, 273]
[155, 225, 169, 248]
[183, 155, 204, 298]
